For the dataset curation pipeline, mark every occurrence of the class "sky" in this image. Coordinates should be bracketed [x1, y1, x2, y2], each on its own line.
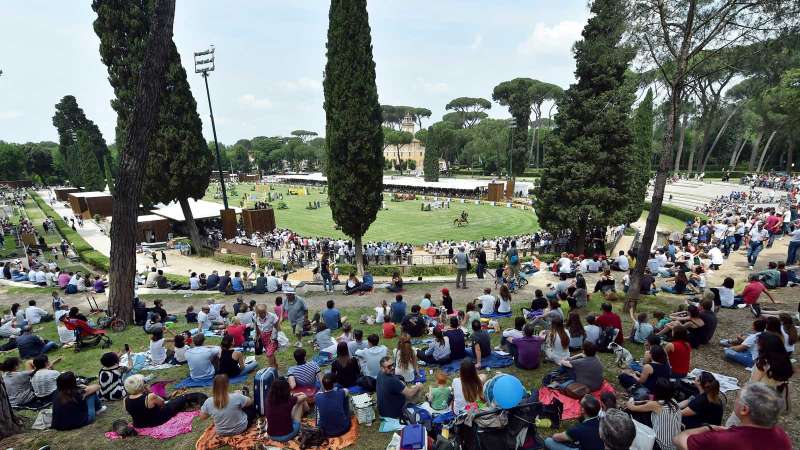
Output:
[0, 1, 591, 145]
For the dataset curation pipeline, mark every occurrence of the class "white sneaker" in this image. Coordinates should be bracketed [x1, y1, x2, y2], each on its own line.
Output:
[748, 265, 753, 270]
[97, 405, 108, 415]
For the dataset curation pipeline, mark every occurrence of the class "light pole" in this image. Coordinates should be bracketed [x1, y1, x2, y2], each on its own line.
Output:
[194, 45, 229, 210]
[507, 118, 517, 179]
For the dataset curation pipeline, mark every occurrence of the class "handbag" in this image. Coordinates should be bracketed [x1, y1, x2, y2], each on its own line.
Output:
[254, 329, 264, 355]
[562, 382, 590, 399]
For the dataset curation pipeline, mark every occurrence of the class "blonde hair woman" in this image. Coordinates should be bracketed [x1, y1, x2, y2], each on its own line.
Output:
[123, 374, 193, 428]
[198, 374, 257, 436]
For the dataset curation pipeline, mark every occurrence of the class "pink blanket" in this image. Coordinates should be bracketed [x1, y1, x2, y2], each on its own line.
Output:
[104, 410, 200, 440]
[538, 381, 616, 420]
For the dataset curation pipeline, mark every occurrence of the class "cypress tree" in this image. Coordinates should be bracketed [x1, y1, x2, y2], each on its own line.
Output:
[534, 0, 636, 254]
[76, 130, 106, 191]
[93, 0, 212, 252]
[423, 133, 440, 182]
[52, 95, 110, 187]
[323, 0, 384, 274]
[622, 87, 654, 223]
[104, 155, 115, 193]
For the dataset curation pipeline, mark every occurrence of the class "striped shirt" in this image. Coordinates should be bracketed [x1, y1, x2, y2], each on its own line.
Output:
[651, 400, 682, 450]
[287, 362, 320, 387]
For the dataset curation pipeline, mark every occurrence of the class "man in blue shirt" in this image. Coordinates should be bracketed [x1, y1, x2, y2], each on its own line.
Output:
[321, 300, 341, 331]
[315, 373, 351, 437]
[16, 330, 59, 359]
[544, 395, 603, 450]
[376, 357, 423, 419]
[389, 294, 407, 324]
[185, 334, 220, 380]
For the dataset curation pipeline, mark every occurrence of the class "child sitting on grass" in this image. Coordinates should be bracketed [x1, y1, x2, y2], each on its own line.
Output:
[383, 317, 396, 339]
[426, 370, 452, 413]
[652, 311, 669, 333]
[630, 313, 654, 344]
[185, 305, 197, 323]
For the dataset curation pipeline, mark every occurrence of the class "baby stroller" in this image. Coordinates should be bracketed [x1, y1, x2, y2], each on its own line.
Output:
[64, 318, 112, 352]
[453, 400, 548, 450]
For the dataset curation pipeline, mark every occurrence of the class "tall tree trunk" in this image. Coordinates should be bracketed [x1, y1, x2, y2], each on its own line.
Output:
[574, 222, 586, 256]
[701, 103, 742, 172]
[731, 138, 747, 169]
[694, 113, 715, 173]
[786, 139, 795, 174]
[728, 136, 744, 168]
[527, 124, 538, 167]
[756, 131, 777, 173]
[394, 145, 403, 176]
[686, 136, 697, 176]
[108, 0, 176, 323]
[0, 377, 22, 439]
[674, 113, 688, 172]
[748, 131, 764, 172]
[354, 234, 364, 275]
[179, 197, 203, 254]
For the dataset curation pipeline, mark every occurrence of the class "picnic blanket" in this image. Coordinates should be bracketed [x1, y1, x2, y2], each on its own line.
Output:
[195, 416, 359, 450]
[313, 352, 335, 366]
[436, 353, 513, 374]
[538, 381, 616, 420]
[105, 410, 200, 440]
[174, 371, 251, 389]
[120, 352, 177, 373]
[688, 368, 740, 393]
[189, 328, 223, 338]
[480, 311, 513, 319]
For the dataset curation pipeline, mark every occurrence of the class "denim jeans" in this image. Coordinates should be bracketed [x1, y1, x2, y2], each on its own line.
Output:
[787, 241, 800, 265]
[767, 231, 778, 248]
[724, 348, 754, 367]
[85, 393, 103, 424]
[240, 360, 258, 376]
[544, 437, 579, 450]
[747, 242, 763, 266]
[321, 273, 333, 292]
[41, 341, 59, 354]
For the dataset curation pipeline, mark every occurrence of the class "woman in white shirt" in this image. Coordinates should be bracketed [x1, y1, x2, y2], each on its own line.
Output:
[393, 334, 419, 382]
[374, 300, 387, 324]
[717, 277, 736, 308]
[451, 359, 487, 414]
[497, 285, 512, 314]
[189, 273, 200, 290]
[148, 330, 173, 365]
[541, 316, 571, 364]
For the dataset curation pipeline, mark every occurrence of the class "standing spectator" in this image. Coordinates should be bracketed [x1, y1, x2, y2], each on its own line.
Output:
[453, 246, 469, 289]
[285, 289, 307, 347]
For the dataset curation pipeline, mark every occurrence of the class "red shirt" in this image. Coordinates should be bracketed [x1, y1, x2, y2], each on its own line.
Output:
[596, 311, 624, 344]
[383, 322, 396, 339]
[687, 425, 791, 450]
[741, 281, 766, 304]
[765, 215, 782, 232]
[668, 339, 691, 376]
[225, 324, 246, 346]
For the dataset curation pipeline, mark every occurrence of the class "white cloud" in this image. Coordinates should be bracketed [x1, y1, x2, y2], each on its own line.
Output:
[0, 111, 22, 120]
[517, 21, 583, 56]
[238, 94, 273, 109]
[470, 34, 483, 49]
[414, 77, 450, 94]
[278, 77, 322, 92]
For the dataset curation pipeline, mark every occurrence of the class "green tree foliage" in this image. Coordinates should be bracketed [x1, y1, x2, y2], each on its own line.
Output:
[23, 143, 56, 181]
[763, 68, 800, 171]
[422, 131, 440, 182]
[460, 118, 512, 175]
[323, 0, 384, 274]
[445, 97, 491, 128]
[0, 142, 26, 181]
[230, 145, 251, 172]
[52, 95, 109, 186]
[94, 0, 213, 252]
[535, 0, 636, 253]
[420, 121, 465, 173]
[381, 105, 430, 131]
[76, 130, 106, 191]
[383, 128, 413, 174]
[492, 78, 537, 176]
[623, 87, 654, 223]
[290, 130, 318, 143]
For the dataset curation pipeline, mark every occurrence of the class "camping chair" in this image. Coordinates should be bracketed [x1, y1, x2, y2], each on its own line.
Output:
[64, 318, 112, 352]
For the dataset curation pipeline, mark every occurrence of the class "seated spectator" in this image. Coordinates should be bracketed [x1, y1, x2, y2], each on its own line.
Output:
[478, 288, 496, 315]
[688, 299, 717, 348]
[376, 356, 424, 419]
[625, 379, 682, 450]
[91, 275, 106, 294]
[322, 299, 342, 331]
[185, 305, 198, 323]
[1, 357, 38, 408]
[595, 303, 623, 345]
[657, 305, 705, 339]
[189, 272, 201, 290]
[287, 348, 321, 389]
[51, 372, 105, 430]
[206, 270, 220, 290]
[217, 270, 232, 294]
[225, 317, 248, 348]
[343, 272, 361, 295]
[593, 270, 616, 294]
[417, 327, 451, 365]
[665, 325, 692, 378]
[500, 317, 525, 352]
[218, 335, 257, 379]
[30, 355, 63, 402]
[736, 275, 781, 314]
[331, 342, 361, 388]
[354, 334, 387, 380]
[542, 317, 571, 364]
[25, 300, 52, 325]
[144, 312, 165, 335]
[510, 324, 543, 370]
[392, 333, 419, 382]
[169, 334, 189, 365]
[566, 312, 586, 350]
[451, 358, 486, 414]
[558, 341, 604, 391]
[545, 395, 602, 450]
[717, 277, 737, 308]
[124, 374, 193, 428]
[630, 312, 654, 344]
[679, 371, 723, 429]
[199, 374, 257, 436]
[198, 305, 225, 331]
[265, 377, 310, 442]
[757, 262, 781, 289]
[531, 289, 549, 311]
[186, 334, 220, 381]
[748, 333, 793, 392]
[673, 383, 792, 450]
[152, 299, 177, 323]
[148, 329, 173, 365]
[610, 250, 629, 271]
[315, 373, 352, 438]
[722, 317, 765, 368]
[584, 315, 601, 345]
[618, 345, 671, 393]
[16, 328, 59, 359]
[661, 270, 691, 294]
[99, 351, 133, 401]
[470, 319, 492, 368]
[401, 305, 427, 337]
[230, 271, 244, 293]
[444, 317, 467, 360]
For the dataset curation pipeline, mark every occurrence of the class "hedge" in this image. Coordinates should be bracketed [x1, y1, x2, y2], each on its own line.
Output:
[643, 202, 708, 223]
[213, 253, 282, 269]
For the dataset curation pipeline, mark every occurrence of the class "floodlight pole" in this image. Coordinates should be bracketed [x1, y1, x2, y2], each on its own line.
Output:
[507, 118, 517, 180]
[195, 46, 229, 210]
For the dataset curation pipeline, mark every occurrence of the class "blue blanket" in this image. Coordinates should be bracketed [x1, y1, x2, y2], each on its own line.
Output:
[436, 352, 513, 374]
[173, 371, 251, 389]
[313, 352, 335, 367]
[480, 311, 513, 319]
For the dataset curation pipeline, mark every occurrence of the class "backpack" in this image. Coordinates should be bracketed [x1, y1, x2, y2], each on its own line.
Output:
[596, 327, 617, 352]
[510, 251, 519, 265]
[299, 425, 327, 449]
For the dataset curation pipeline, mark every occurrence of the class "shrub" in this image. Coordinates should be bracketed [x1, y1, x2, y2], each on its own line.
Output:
[213, 253, 281, 269]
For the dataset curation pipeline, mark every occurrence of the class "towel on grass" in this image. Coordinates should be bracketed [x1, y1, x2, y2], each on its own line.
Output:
[688, 368, 740, 393]
[120, 352, 177, 373]
[195, 416, 359, 450]
[105, 410, 200, 440]
[435, 353, 513, 374]
[313, 352, 335, 366]
[174, 371, 251, 389]
[538, 381, 616, 420]
[480, 311, 513, 319]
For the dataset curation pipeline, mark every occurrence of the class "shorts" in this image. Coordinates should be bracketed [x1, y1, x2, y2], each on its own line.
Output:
[259, 331, 278, 357]
[270, 420, 301, 442]
[292, 322, 304, 337]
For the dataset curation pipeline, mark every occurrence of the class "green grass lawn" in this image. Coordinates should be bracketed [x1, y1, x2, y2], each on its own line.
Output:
[639, 211, 687, 233]
[2, 290, 682, 450]
[203, 183, 540, 244]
